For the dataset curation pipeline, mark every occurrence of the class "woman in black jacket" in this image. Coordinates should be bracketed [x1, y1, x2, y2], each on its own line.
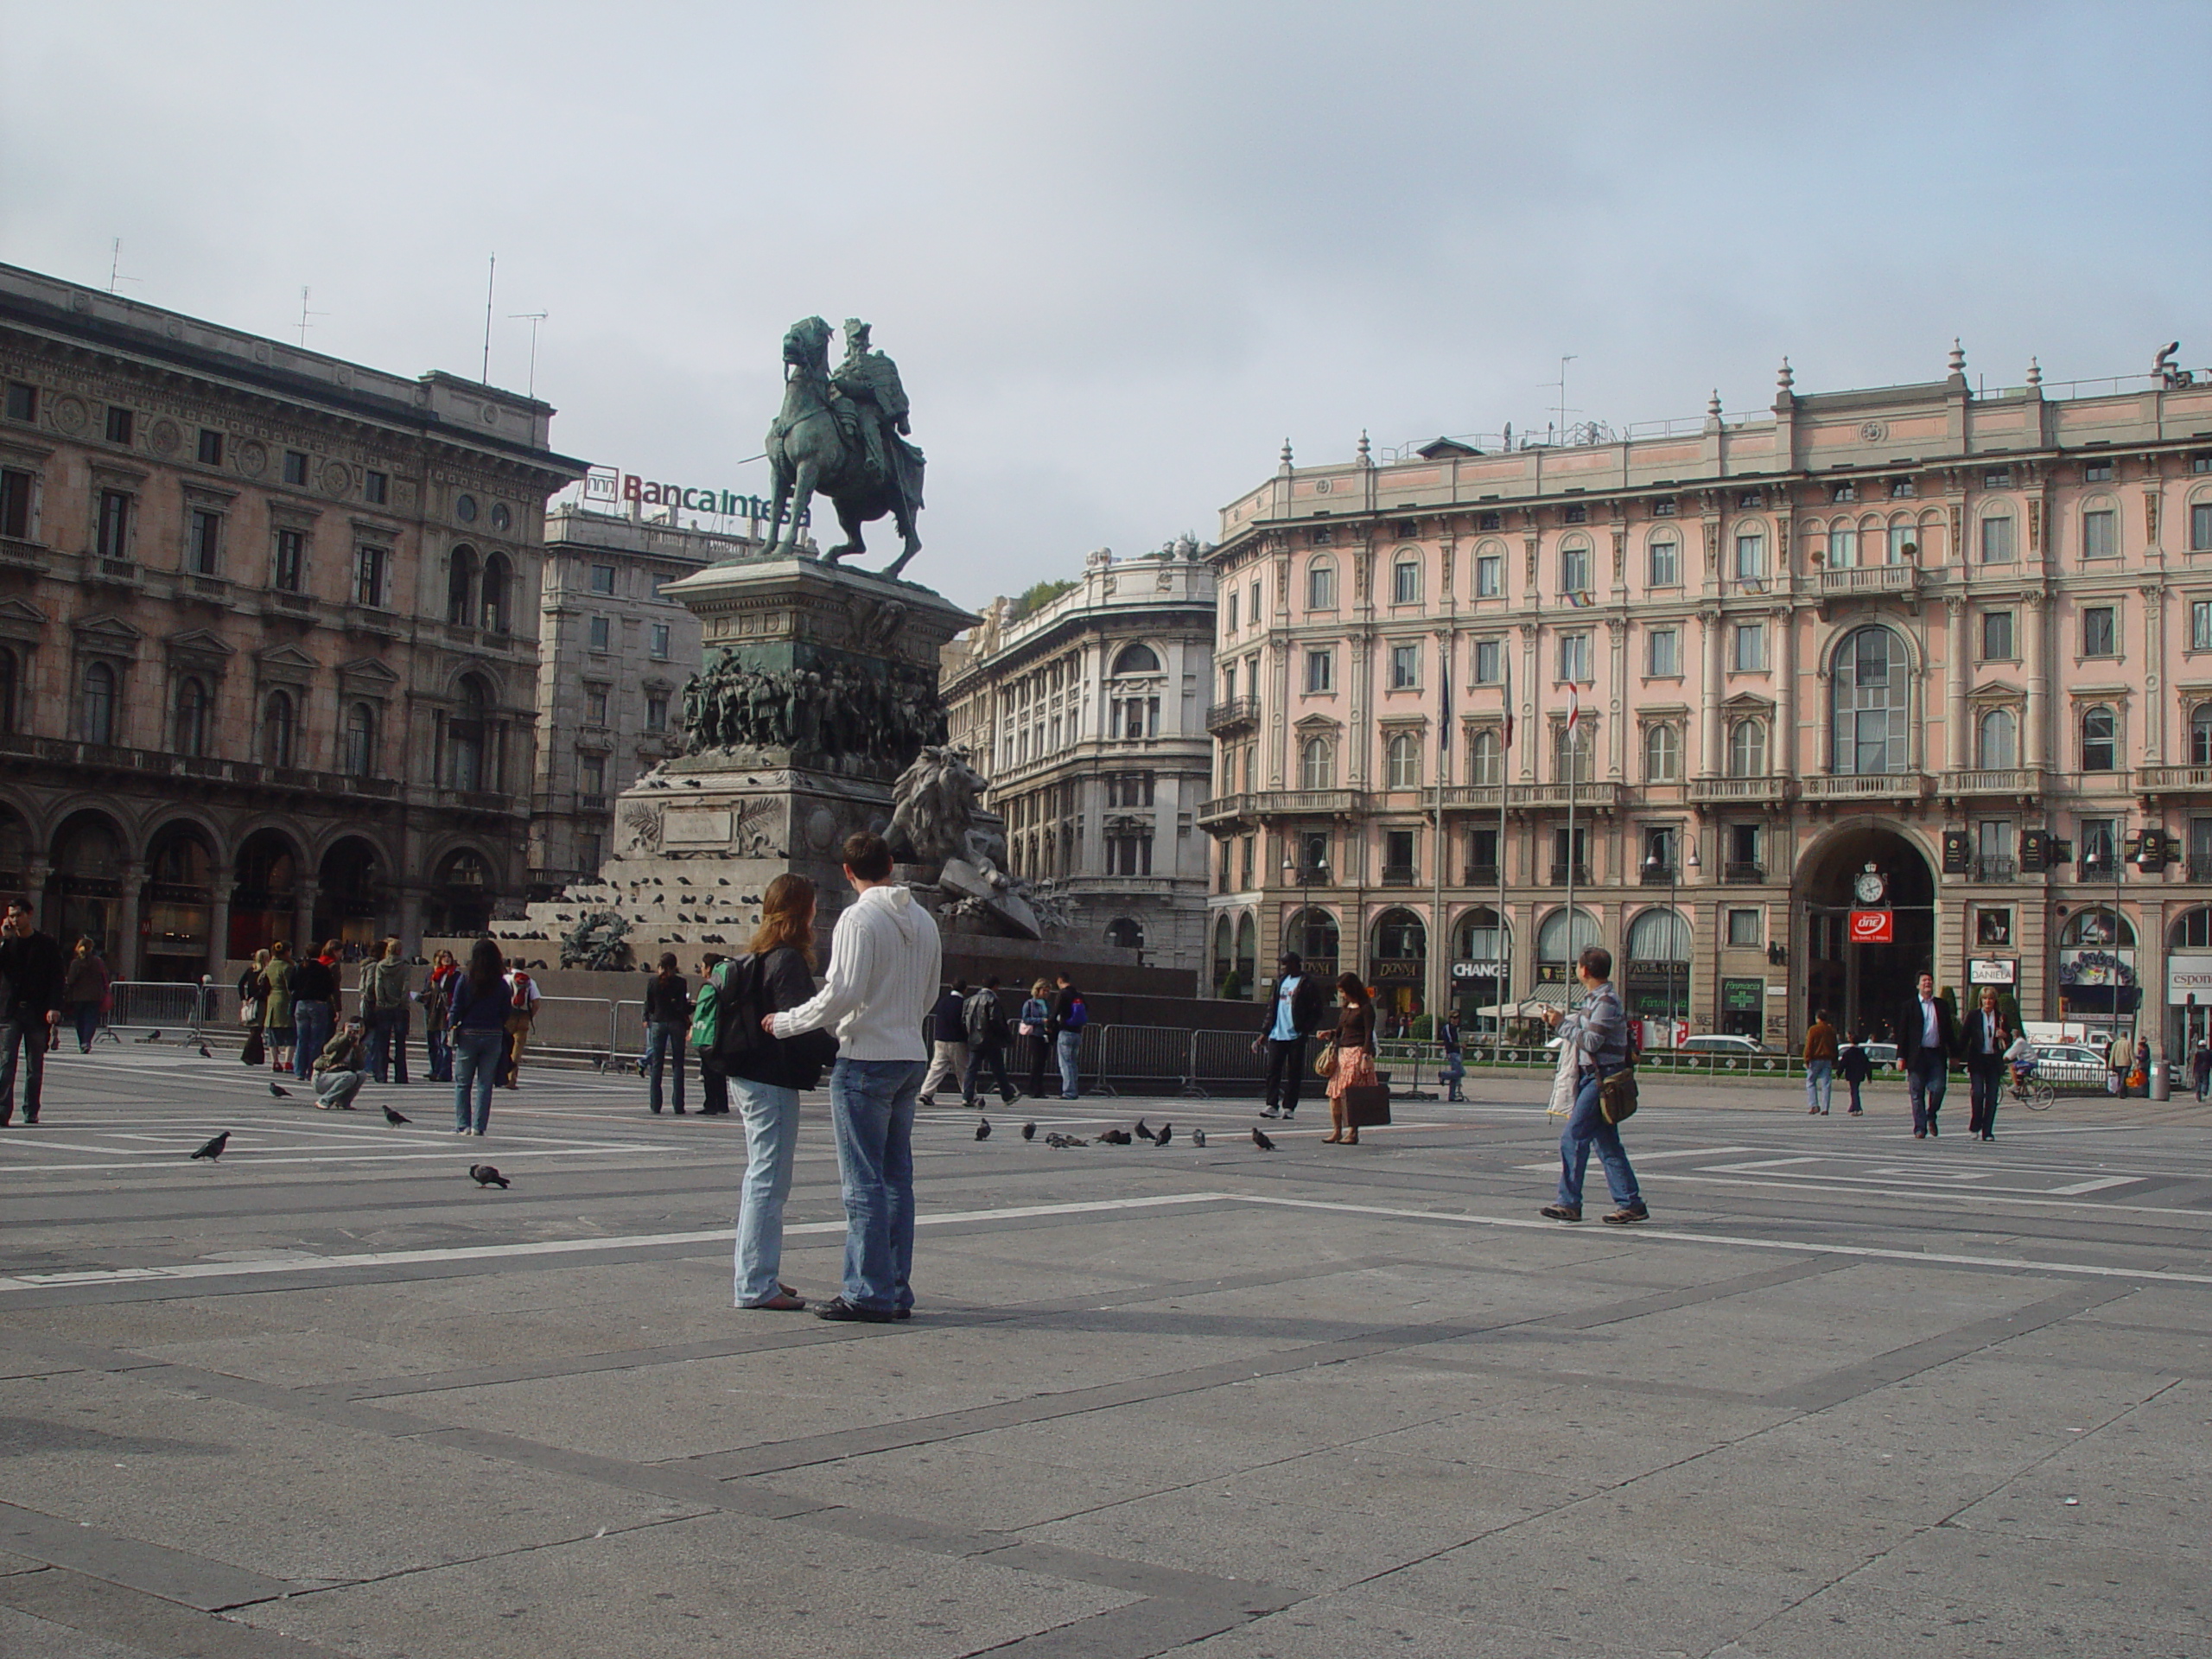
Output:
[642, 953, 692, 1115]
[727, 874, 835, 1311]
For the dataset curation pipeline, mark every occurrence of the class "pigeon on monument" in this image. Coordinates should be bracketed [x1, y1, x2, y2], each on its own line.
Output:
[269, 1082, 292, 1099]
[975, 1118, 992, 1141]
[1251, 1127, 1276, 1151]
[468, 1164, 509, 1188]
[189, 1131, 229, 1161]
[382, 1104, 410, 1127]
[1020, 1121, 1036, 1141]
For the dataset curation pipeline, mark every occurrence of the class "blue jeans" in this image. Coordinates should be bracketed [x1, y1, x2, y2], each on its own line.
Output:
[452, 1027, 504, 1131]
[293, 1000, 333, 1080]
[731, 1077, 801, 1304]
[365, 1008, 410, 1084]
[646, 1021, 687, 1112]
[1907, 1055, 1947, 1132]
[829, 1057, 925, 1313]
[1056, 1030, 1082, 1097]
[1805, 1058, 1834, 1113]
[1557, 1065, 1642, 1211]
[426, 1023, 452, 1082]
[68, 1001, 101, 1052]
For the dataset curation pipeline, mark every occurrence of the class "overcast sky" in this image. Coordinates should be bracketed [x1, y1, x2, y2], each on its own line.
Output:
[5, 1, 2208, 613]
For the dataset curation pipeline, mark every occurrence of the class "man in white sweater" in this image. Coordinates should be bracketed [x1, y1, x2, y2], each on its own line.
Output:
[766, 831, 942, 1322]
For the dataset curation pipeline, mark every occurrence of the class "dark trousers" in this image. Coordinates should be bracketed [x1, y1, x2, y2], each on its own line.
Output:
[1845, 1077, 1864, 1113]
[963, 1041, 1014, 1103]
[698, 1049, 730, 1114]
[1907, 1054, 1947, 1134]
[1026, 1034, 1052, 1096]
[365, 1008, 410, 1084]
[1263, 1035, 1308, 1113]
[1967, 1062, 2002, 1137]
[426, 1024, 452, 1082]
[0, 1014, 47, 1122]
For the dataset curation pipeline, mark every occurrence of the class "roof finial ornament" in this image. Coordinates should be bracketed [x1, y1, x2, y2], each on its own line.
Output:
[2026, 356, 2042, 389]
[1948, 337, 1966, 375]
[1707, 388, 1722, 417]
[1356, 429, 1371, 467]
[1279, 436, 1294, 470]
[1777, 357, 1794, 393]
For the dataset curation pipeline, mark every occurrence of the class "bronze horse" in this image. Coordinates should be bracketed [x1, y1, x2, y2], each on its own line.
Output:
[761, 316, 922, 577]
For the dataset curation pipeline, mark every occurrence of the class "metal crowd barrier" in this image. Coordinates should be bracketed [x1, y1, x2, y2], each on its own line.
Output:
[605, 999, 649, 1073]
[1187, 1027, 1268, 1096]
[103, 981, 225, 1044]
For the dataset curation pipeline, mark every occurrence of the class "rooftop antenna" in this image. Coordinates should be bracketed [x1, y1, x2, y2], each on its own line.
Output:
[509, 311, 548, 398]
[480, 254, 496, 385]
[296, 286, 328, 347]
[1548, 354, 1579, 442]
[106, 238, 140, 294]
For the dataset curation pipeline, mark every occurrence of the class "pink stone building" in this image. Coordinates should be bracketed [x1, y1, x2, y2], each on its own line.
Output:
[1200, 347, 2212, 1058]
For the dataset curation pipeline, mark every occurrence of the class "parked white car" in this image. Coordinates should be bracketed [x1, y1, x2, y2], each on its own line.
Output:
[1679, 1034, 1770, 1058]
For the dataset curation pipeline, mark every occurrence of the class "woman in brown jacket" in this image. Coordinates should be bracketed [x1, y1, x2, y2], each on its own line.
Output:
[1324, 972, 1378, 1145]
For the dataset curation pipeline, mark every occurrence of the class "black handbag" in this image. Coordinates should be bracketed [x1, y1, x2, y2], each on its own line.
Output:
[1340, 1083, 1392, 1127]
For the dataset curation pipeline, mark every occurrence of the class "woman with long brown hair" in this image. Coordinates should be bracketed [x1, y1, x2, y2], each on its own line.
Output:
[1324, 972, 1378, 1146]
[728, 874, 836, 1310]
[448, 938, 510, 1135]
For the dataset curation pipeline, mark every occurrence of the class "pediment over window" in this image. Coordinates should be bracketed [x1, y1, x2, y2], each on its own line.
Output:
[164, 629, 236, 666]
[1968, 679, 2024, 704]
[256, 643, 321, 676]
[1292, 712, 1343, 734]
[72, 613, 144, 657]
[1719, 691, 1775, 718]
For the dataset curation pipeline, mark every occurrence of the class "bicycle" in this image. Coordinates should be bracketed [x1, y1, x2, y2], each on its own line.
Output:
[2008, 1070, 2055, 1112]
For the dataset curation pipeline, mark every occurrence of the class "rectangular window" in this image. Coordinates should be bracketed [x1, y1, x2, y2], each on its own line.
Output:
[1473, 638, 1502, 683]
[1550, 825, 1588, 879]
[1980, 515, 2016, 563]
[2081, 508, 2118, 560]
[1828, 525, 1859, 569]
[1225, 588, 1238, 633]
[2194, 503, 2212, 551]
[578, 831, 601, 873]
[196, 428, 223, 466]
[1648, 538, 1679, 587]
[283, 450, 309, 486]
[1730, 822, 1762, 870]
[1475, 553, 1502, 596]
[1560, 544, 1589, 594]
[1304, 648, 1333, 693]
[188, 508, 220, 575]
[1887, 524, 1917, 563]
[0, 467, 31, 539]
[1652, 498, 1678, 517]
[2195, 599, 2212, 652]
[650, 623, 671, 659]
[1726, 907, 1763, 947]
[273, 528, 303, 591]
[1981, 610, 2015, 660]
[645, 694, 668, 732]
[1985, 468, 2013, 488]
[1390, 643, 1418, 689]
[588, 616, 611, 652]
[105, 406, 133, 445]
[1393, 560, 1421, 605]
[96, 489, 130, 560]
[1732, 621, 1766, 672]
[353, 543, 386, 607]
[1563, 503, 1588, 524]
[3, 381, 35, 422]
[1733, 532, 1765, 582]
[1478, 511, 1502, 531]
[1890, 479, 1917, 499]
[585, 688, 608, 725]
[590, 563, 616, 595]
[363, 469, 388, 505]
[1249, 581, 1260, 622]
[1648, 627, 1681, 677]
[1465, 826, 1499, 879]
[2082, 606, 2117, 657]
[2081, 817, 2118, 874]
[580, 754, 606, 793]
[2083, 460, 2113, 482]
[1383, 828, 1416, 880]
[1557, 632, 1591, 683]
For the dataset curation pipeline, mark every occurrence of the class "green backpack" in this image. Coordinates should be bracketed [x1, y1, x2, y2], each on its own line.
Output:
[689, 962, 727, 1051]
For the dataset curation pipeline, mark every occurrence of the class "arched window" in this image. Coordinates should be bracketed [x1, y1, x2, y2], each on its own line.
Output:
[2081, 705, 2118, 772]
[1306, 556, 1337, 611]
[1386, 732, 1420, 789]
[264, 690, 296, 769]
[480, 552, 512, 634]
[1467, 728, 1503, 786]
[1646, 534, 1680, 588]
[344, 702, 376, 779]
[1104, 918, 1143, 950]
[1643, 723, 1681, 783]
[1886, 515, 1918, 563]
[447, 546, 478, 626]
[1536, 906, 1602, 964]
[1233, 912, 1256, 993]
[1300, 735, 1334, 791]
[1211, 914, 1236, 994]
[1555, 723, 1593, 783]
[1453, 907, 1509, 968]
[2059, 907, 2133, 948]
[1626, 908, 1690, 963]
[2174, 907, 2212, 950]
[175, 676, 209, 757]
[1976, 708, 2018, 770]
[2192, 705, 2212, 768]
[1833, 626, 1908, 775]
[1559, 538, 1591, 594]
[1726, 717, 1767, 779]
[1371, 908, 1426, 966]
[449, 677, 490, 791]
[1827, 518, 1859, 569]
[80, 662, 117, 747]
[1391, 554, 1421, 606]
[1284, 907, 1338, 975]
[1110, 642, 1160, 676]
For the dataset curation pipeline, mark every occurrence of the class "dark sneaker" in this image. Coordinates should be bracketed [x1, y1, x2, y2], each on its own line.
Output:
[812, 1297, 895, 1324]
[893, 1307, 912, 1320]
[1602, 1204, 1650, 1225]
[1539, 1204, 1582, 1222]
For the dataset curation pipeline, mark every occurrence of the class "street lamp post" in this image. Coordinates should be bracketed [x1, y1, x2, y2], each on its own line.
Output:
[1281, 842, 1330, 971]
[1643, 830, 1700, 1047]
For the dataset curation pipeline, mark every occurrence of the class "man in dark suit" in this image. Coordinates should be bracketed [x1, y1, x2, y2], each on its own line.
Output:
[1959, 987, 2010, 1141]
[1256, 952, 1333, 1121]
[1897, 971, 1959, 1139]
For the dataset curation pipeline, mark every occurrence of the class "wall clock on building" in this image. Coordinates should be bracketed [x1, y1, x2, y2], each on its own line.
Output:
[1853, 863, 1886, 905]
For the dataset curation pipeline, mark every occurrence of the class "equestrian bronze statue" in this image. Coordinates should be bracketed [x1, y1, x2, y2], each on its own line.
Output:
[761, 315, 926, 577]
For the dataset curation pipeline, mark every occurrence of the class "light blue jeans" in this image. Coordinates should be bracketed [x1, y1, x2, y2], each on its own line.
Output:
[1805, 1058, 1834, 1113]
[1056, 1030, 1082, 1097]
[1557, 1065, 1642, 1211]
[829, 1057, 925, 1313]
[452, 1027, 504, 1132]
[731, 1077, 801, 1304]
[293, 999, 333, 1080]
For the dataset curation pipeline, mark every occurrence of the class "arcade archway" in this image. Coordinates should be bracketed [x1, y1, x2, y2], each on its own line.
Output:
[1798, 823, 1936, 1042]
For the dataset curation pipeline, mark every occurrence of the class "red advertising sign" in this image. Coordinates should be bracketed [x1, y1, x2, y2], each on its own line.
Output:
[1848, 910, 1894, 944]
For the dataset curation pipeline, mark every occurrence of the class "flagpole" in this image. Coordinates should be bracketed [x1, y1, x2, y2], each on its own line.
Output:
[1432, 631, 1448, 1062]
[1566, 698, 1578, 1006]
[1498, 652, 1511, 1064]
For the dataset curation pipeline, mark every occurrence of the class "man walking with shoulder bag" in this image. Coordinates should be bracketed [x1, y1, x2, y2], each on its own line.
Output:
[961, 976, 1017, 1106]
[1539, 946, 1648, 1225]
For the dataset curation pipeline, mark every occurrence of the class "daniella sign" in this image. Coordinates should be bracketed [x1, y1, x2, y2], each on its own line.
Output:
[582, 466, 803, 524]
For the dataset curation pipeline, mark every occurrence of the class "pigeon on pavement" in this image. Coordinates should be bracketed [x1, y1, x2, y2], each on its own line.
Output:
[1098, 1128, 1133, 1146]
[468, 1164, 509, 1188]
[137, 1030, 162, 1043]
[197, 1045, 213, 1059]
[1133, 1118, 1154, 1141]
[1153, 1122, 1173, 1147]
[1191, 1128, 1207, 1148]
[189, 1131, 229, 1161]
[382, 1104, 411, 1126]
[975, 1118, 992, 1141]
[1251, 1126, 1276, 1151]
[269, 1082, 292, 1099]
[1020, 1122, 1036, 1141]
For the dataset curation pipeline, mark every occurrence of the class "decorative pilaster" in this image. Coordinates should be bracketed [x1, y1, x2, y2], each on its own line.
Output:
[118, 861, 148, 980]
[1776, 605, 1798, 779]
[1697, 607, 1724, 775]
[2143, 584, 2167, 765]
[1946, 597, 1970, 770]
[2024, 591, 2050, 768]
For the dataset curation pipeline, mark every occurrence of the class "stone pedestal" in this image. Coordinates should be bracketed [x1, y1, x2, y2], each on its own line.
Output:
[515, 556, 976, 961]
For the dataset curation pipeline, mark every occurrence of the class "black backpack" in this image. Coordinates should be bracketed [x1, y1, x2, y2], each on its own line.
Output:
[711, 955, 771, 1066]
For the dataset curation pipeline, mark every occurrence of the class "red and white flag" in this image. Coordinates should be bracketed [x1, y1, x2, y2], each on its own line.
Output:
[1565, 684, 1582, 740]
[1501, 653, 1515, 749]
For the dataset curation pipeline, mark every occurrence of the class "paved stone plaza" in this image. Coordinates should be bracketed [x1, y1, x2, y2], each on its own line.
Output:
[3, 1049, 2208, 1658]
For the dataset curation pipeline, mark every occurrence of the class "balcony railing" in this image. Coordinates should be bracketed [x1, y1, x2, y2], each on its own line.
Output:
[1197, 793, 1250, 827]
[1198, 788, 1365, 827]
[2138, 765, 2212, 795]
[1513, 781, 1623, 809]
[1548, 862, 1592, 887]
[1640, 863, 1680, 885]
[0, 536, 47, 570]
[1801, 772, 1930, 802]
[1463, 863, 1501, 887]
[1941, 768, 2043, 798]
[1204, 696, 1260, 734]
[1818, 563, 1921, 597]
[1973, 855, 2017, 882]
[1688, 777, 1789, 804]
[1379, 866, 1420, 887]
[2079, 859, 2117, 881]
[1723, 861, 1766, 884]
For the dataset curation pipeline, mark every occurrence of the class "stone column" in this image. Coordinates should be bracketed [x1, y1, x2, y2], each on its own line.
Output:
[1946, 597, 1970, 771]
[1517, 623, 1538, 784]
[26, 863, 52, 938]
[1776, 605, 1798, 779]
[396, 883, 426, 954]
[1698, 608, 1723, 775]
[117, 861, 147, 980]
[2024, 592, 2050, 769]
[294, 883, 319, 956]
[2142, 584, 2166, 766]
[1606, 618, 1628, 779]
[207, 893, 231, 976]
